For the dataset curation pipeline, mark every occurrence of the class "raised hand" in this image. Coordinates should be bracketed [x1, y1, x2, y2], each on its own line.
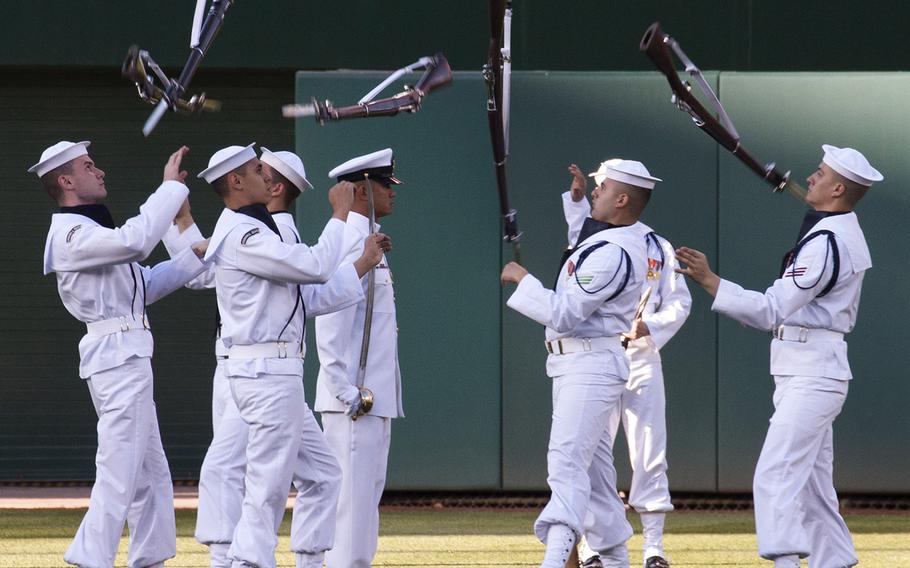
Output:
[354, 233, 391, 278]
[675, 246, 720, 296]
[568, 163, 587, 202]
[327, 180, 356, 220]
[501, 261, 529, 285]
[163, 146, 190, 183]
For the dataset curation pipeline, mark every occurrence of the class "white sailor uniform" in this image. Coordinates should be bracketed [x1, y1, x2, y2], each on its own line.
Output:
[506, 223, 647, 563]
[203, 208, 362, 568]
[314, 211, 403, 568]
[712, 212, 868, 567]
[43, 181, 206, 568]
[563, 194, 692, 560]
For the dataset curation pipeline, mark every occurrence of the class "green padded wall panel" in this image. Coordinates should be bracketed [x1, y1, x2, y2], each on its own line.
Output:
[502, 72, 719, 490]
[0, 70, 294, 480]
[715, 73, 910, 492]
[294, 72, 503, 490]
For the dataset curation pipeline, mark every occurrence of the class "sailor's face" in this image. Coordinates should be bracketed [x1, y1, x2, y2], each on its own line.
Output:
[370, 180, 396, 218]
[240, 159, 271, 204]
[590, 178, 618, 221]
[68, 155, 107, 203]
[261, 162, 276, 190]
[805, 162, 837, 207]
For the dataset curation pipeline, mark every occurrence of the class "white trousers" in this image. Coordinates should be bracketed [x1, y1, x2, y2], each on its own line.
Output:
[321, 412, 392, 568]
[226, 374, 302, 568]
[208, 371, 340, 568]
[196, 362, 246, 548]
[535, 372, 633, 551]
[606, 352, 672, 514]
[753, 375, 857, 568]
[65, 356, 176, 568]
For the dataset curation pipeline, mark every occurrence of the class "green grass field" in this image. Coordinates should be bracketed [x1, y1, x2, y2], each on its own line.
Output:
[1, 508, 908, 567]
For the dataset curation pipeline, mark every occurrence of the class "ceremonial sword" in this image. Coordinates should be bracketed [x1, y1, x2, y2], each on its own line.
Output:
[640, 22, 807, 201]
[622, 286, 653, 349]
[352, 174, 378, 420]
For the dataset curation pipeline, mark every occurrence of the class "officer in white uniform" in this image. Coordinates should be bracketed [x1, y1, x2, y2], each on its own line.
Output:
[200, 144, 388, 568]
[314, 148, 404, 568]
[564, 161, 691, 568]
[676, 145, 880, 568]
[34, 142, 207, 568]
[502, 160, 662, 568]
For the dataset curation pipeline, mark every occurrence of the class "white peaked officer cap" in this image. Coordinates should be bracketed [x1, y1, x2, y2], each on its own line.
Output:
[328, 148, 402, 184]
[588, 158, 661, 189]
[28, 141, 91, 177]
[821, 144, 883, 186]
[260, 148, 313, 192]
[198, 143, 257, 183]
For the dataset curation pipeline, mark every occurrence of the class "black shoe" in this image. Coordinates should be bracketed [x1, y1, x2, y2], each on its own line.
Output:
[645, 556, 670, 568]
[580, 556, 603, 568]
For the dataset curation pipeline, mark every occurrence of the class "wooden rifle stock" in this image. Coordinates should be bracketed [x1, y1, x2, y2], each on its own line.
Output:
[640, 22, 790, 192]
[289, 53, 452, 123]
[485, 0, 521, 252]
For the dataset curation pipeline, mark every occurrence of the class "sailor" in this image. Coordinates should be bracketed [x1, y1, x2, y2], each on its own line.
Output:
[564, 161, 691, 568]
[501, 159, 660, 568]
[34, 142, 207, 568]
[199, 144, 388, 568]
[676, 145, 880, 568]
[313, 148, 404, 568]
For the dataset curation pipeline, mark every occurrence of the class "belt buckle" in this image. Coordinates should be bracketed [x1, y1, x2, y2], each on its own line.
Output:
[119, 316, 129, 332]
[278, 342, 288, 359]
[798, 327, 809, 343]
[582, 338, 592, 352]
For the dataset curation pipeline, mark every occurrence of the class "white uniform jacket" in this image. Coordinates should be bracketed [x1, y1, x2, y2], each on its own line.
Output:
[43, 181, 206, 378]
[272, 211, 368, 320]
[712, 212, 871, 380]
[163, 223, 216, 290]
[314, 211, 403, 418]
[203, 208, 361, 379]
[563, 193, 691, 356]
[507, 220, 647, 378]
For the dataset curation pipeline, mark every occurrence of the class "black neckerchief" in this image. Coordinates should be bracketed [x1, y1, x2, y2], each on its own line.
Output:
[234, 203, 281, 237]
[554, 218, 628, 286]
[59, 204, 116, 229]
[780, 210, 848, 275]
[796, 210, 849, 243]
[270, 210, 289, 215]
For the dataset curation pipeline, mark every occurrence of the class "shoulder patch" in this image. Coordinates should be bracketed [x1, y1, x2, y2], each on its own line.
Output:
[240, 228, 260, 245]
[66, 225, 82, 243]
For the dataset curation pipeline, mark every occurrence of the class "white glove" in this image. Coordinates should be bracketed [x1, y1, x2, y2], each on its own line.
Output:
[337, 384, 362, 418]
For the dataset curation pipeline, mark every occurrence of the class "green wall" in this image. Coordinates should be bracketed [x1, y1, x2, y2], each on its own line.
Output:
[293, 72, 503, 490]
[293, 71, 910, 493]
[714, 73, 910, 492]
[1, 67, 907, 495]
[0, 69, 294, 480]
[4, 1, 910, 72]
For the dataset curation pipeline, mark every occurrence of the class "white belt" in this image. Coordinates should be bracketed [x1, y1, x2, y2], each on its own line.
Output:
[773, 325, 844, 343]
[228, 341, 305, 360]
[85, 314, 150, 337]
[214, 339, 229, 360]
[545, 336, 621, 355]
